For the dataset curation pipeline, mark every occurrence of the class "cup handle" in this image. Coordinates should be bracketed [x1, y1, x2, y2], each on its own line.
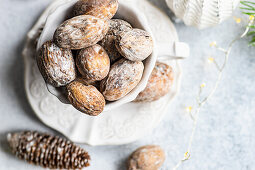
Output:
[157, 42, 190, 60]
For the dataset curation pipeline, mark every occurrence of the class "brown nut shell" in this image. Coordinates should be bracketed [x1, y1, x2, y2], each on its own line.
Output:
[98, 34, 121, 63]
[108, 19, 133, 35]
[53, 15, 109, 50]
[36, 40, 76, 87]
[99, 19, 132, 63]
[127, 145, 165, 170]
[100, 58, 144, 101]
[76, 44, 110, 81]
[73, 0, 118, 20]
[135, 62, 174, 102]
[115, 28, 153, 61]
[66, 81, 105, 116]
[76, 77, 101, 90]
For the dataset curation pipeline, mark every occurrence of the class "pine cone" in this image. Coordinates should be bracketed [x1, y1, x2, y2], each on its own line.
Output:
[7, 131, 90, 169]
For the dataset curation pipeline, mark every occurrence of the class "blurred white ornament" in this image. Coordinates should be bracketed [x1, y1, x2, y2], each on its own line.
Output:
[166, 0, 240, 29]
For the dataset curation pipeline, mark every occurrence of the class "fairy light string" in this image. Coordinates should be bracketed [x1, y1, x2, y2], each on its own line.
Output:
[172, 15, 254, 170]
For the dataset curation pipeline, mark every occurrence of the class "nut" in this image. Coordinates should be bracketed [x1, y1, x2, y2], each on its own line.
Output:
[73, 0, 118, 20]
[98, 34, 121, 63]
[53, 15, 109, 50]
[66, 81, 105, 116]
[127, 145, 165, 170]
[36, 40, 76, 87]
[76, 77, 100, 90]
[135, 62, 174, 102]
[115, 28, 153, 61]
[100, 58, 144, 101]
[108, 19, 133, 35]
[76, 44, 110, 81]
[99, 19, 132, 63]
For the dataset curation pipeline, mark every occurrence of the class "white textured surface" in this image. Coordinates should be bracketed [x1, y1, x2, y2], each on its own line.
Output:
[1, 0, 255, 170]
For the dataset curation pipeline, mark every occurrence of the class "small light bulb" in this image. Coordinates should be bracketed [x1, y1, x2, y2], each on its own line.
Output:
[249, 15, 254, 21]
[185, 106, 192, 112]
[233, 16, 241, 23]
[208, 57, 214, 63]
[184, 152, 190, 159]
[200, 83, 206, 88]
[209, 41, 217, 47]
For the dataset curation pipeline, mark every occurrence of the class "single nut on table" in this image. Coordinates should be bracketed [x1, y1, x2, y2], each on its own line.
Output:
[135, 62, 174, 102]
[53, 15, 109, 50]
[115, 28, 153, 61]
[99, 19, 132, 63]
[100, 58, 144, 101]
[127, 145, 165, 170]
[73, 0, 118, 20]
[66, 81, 105, 116]
[76, 44, 110, 81]
[36, 40, 76, 87]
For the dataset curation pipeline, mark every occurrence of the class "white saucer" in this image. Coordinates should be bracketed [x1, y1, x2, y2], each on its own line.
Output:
[23, 0, 183, 145]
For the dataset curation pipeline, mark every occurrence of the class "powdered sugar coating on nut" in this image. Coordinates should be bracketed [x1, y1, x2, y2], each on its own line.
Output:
[108, 19, 133, 35]
[116, 28, 153, 61]
[76, 44, 110, 81]
[135, 62, 174, 102]
[53, 15, 109, 50]
[99, 19, 132, 63]
[37, 40, 76, 87]
[76, 77, 101, 90]
[67, 81, 105, 116]
[100, 58, 144, 101]
[73, 0, 118, 20]
[127, 145, 165, 170]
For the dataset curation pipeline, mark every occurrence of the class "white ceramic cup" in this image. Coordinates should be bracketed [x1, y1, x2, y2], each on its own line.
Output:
[36, 0, 189, 111]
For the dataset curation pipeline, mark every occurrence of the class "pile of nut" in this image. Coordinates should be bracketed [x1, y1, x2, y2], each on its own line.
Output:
[37, 0, 174, 116]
